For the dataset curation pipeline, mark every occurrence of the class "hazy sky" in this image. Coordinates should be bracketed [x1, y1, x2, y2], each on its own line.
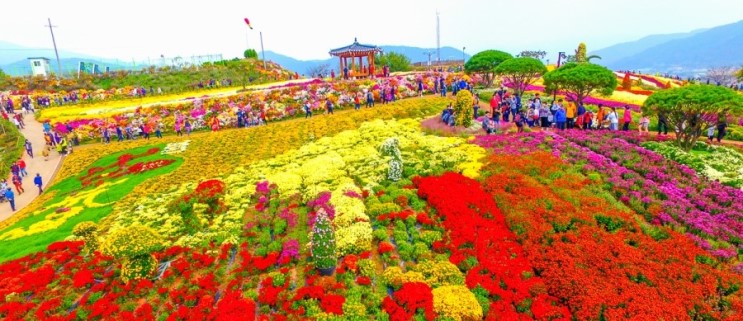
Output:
[1, 0, 741, 62]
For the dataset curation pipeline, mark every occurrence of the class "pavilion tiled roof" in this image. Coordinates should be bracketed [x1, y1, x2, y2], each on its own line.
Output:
[329, 38, 382, 56]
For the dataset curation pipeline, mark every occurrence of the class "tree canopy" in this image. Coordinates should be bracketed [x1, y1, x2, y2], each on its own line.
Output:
[494, 57, 547, 96]
[376, 52, 412, 72]
[543, 63, 617, 106]
[642, 85, 743, 151]
[243, 49, 258, 59]
[464, 50, 513, 86]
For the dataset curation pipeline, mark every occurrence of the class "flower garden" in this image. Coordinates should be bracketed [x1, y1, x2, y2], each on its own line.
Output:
[2, 69, 743, 321]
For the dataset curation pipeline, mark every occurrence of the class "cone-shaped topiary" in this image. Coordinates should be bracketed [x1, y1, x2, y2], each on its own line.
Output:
[311, 209, 337, 271]
[455, 90, 474, 128]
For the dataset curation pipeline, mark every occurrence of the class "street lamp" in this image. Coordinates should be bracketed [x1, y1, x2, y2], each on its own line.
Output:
[557, 52, 566, 68]
[462, 47, 466, 64]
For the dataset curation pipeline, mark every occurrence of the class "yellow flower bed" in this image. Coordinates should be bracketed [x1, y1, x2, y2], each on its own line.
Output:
[432, 285, 483, 321]
[606, 90, 648, 106]
[108, 116, 485, 246]
[331, 182, 372, 256]
[382, 260, 464, 289]
[38, 87, 241, 121]
[57, 96, 449, 202]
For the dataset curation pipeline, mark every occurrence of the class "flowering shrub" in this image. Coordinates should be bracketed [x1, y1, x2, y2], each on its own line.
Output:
[72, 221, 98, 253]
[99, 224, 162, 282]
[432, 285, 483, 321]
[382, 282, 436, 321]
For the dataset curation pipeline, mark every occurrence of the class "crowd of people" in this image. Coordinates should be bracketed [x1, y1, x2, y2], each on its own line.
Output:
[2, 140, 44, 212]
[475, 87, 730, 143]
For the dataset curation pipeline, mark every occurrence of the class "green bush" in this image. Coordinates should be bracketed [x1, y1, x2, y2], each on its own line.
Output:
[0, 119, 24, 180]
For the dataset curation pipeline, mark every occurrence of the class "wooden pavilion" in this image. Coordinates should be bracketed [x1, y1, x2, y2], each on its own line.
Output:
[329, 38, 382, 79]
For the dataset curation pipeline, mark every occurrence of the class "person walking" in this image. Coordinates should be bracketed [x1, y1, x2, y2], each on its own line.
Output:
[325, 99, 334, 115]
[11, 174, 23, 194]
[639, 114, 650, 136]
[42, 145, 50, 161]
[155, 122, 163, 138]
[622, 106, 632, 131]
[116, 126, 124, 142]
[717, 120, 728, 143]
[304, 101, 312, 118]
[33, 173, 43, 195]
[18, 159, 27, 177]
[707, 125, 716, 143]
[658, 112, 669, 135]
[354, 94, 361, 110]
[608, 108, 619, 131]
[24, 139, 33, 158]
[566, 100, 576, 129]
[4, 188, 14, 212]
[555, 106, 567, 130]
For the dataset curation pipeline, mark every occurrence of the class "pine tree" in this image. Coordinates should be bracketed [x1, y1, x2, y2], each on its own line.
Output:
[622, 73, 632, 90]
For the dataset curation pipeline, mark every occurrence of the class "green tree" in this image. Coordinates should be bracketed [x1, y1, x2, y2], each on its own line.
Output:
[737, 67, 743, 80]
[376, 52, 412, 72]
[464, 50, 513, 87]
[0, 68, 7, 88]
[243, 49, 258, 59]
[543, 63, 618, 107]
[642, 85, 743, 151]
[494, 57, 547, 96]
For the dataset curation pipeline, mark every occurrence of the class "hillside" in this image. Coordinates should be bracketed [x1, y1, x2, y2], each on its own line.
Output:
[2, 57, 130, 77]
[597, 19, 743, 73]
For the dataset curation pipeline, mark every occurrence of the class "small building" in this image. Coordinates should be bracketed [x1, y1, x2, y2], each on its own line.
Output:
[28, 57, 51, 77]
[329, 38, 382, 79]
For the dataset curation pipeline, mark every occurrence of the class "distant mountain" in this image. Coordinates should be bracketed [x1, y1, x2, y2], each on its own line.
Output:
[592, 29, 707, 66]
[594, 20, 743, 73]
[265, 46, 469, 75]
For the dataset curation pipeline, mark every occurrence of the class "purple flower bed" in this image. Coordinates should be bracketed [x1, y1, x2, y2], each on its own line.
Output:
[474, 130, 743, 266]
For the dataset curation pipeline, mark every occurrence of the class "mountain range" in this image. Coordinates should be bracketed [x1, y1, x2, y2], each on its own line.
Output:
[264, 46, 469, 75]
[592, 19, 743, 74]
[3, 19, 743, 77]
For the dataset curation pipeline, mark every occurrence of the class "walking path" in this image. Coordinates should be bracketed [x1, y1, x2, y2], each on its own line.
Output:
[1, 112, 64, 221]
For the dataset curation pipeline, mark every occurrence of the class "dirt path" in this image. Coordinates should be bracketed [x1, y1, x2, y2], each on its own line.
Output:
[1, 112, 64, 221]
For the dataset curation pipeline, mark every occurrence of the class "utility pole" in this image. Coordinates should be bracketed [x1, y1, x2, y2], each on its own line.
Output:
[260, 31, 266, 70]
[45, 18, 62, 77]
[436, 11, 441, 64]
[423, 51, 435, 67]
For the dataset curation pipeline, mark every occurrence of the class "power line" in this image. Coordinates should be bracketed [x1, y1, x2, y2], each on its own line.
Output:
[0, 48, 56, 51]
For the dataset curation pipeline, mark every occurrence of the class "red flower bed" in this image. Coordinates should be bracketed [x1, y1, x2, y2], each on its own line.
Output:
[481, 152, 743, 320]
[415, 173, 570, 320]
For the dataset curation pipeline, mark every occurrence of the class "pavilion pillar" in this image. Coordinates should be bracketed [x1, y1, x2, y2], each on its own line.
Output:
[339, 57, 343, 74]
[351, 56, 355, 77]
